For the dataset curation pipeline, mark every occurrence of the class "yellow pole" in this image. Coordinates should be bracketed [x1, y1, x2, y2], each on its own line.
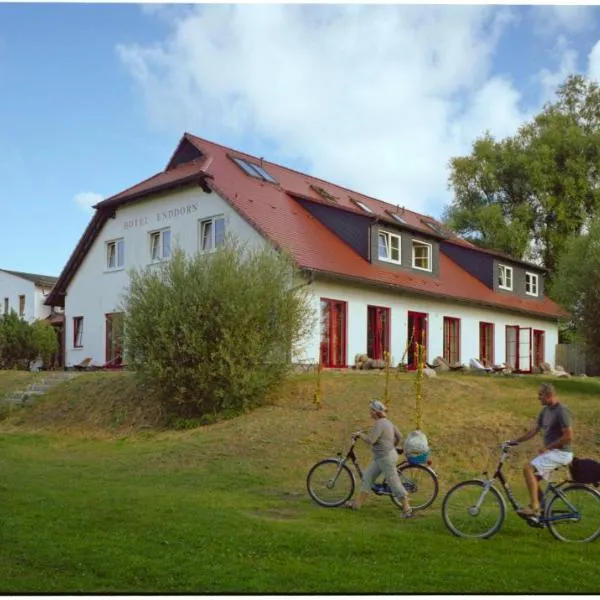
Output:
[414, 333, 425, 430]
[383, 350, 391, 406]
[313, 360, 322, 410]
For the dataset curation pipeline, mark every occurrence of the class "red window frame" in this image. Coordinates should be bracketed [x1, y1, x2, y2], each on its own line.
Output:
[443, 316, 461, 364]
[320, 298, 347, 368]
[367, 305, 391, 360]
[479, 322, 494, 367]
[105, 312, 124, 363]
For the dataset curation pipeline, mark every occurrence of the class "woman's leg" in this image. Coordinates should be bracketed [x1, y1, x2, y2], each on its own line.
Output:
[348, 460, 381, 509]
[380, 451, 411, 514]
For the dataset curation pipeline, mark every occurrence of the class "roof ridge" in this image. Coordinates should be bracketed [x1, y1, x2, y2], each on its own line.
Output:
[184, 132, 437, 222]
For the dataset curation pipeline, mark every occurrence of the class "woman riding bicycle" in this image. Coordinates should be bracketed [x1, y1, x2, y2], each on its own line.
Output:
[345, 399, 413, 518]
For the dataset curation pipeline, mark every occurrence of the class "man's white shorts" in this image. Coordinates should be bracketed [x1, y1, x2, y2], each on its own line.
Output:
[531, 450, 573, 480]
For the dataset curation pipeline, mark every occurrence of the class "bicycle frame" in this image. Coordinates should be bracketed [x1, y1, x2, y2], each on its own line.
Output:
[475, 445, 578, 526]
[334, 438, 432, 496]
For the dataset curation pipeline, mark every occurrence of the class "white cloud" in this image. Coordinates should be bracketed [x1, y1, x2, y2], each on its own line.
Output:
[536, 36, 579, 104]
[588, 40, 600, 83]
[117, 5, 532, 216]
[73, 191, 104, 213]
[531, 5, 596, 36]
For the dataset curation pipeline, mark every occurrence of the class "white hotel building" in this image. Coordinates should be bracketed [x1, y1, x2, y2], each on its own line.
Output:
[46, 133, 564, 370]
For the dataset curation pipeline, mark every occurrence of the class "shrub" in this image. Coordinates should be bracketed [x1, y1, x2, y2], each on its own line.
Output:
[122, 238, 314, 419]
[31, 320, 59, 368]
[0, 311, 36, 369]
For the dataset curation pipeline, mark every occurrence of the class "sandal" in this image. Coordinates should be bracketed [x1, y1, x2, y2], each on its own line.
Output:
[401, 510, 414, 519]
[517, 505, 541, 517]
[345, 500, 359, 510]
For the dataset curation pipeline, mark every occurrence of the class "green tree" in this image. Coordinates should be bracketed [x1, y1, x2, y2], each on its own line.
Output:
[444, 75, 600, 280]
[122, 238, 315, 419]
[31, 319, 59, 368]
[551, 215, 600, 358]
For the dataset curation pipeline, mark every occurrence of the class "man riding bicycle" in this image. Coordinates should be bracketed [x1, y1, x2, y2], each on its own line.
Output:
[508, 383, 574, 517]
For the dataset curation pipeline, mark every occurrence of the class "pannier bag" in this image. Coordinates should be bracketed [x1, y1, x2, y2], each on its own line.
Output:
[569, 457, 600, 485]
[404, 430, 430, 465]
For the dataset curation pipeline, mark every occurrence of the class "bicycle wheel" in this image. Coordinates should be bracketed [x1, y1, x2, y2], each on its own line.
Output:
[390, 463, 439, 511]
[545, 483, 600, 543]
[442, 480, 506, 539]
[306, 459, 355, 507]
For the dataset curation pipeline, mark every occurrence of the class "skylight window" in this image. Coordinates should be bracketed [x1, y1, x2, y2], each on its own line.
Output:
[386, 210, 406, 224]
[310, 184, 338, 203]
[422, 220, 445, 236]
[231, 156, 277, 183]
[350, 198, 373, 214]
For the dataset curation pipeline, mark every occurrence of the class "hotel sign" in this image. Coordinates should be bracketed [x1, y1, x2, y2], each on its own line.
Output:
[123, 203, 199, 230]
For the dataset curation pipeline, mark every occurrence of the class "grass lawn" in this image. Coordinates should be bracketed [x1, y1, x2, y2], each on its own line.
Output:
[1, 370, 599, 593]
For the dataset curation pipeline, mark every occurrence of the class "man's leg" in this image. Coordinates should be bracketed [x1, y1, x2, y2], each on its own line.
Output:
[523, 463, 541, 511]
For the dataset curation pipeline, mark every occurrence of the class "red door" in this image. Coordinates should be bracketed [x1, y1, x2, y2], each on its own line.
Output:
[367, 306, 390, 360]
[320, 298, 347, 367]
[479, 322, 494, 367]
[443, 317, 461, 364]
[407, 311, 428, 370]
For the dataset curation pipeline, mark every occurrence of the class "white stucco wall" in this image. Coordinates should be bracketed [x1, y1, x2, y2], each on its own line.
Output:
[34, 287, 53, 321]
[301, 278, 559, 368]
[64, 186, 268, 366]
[0, 271, 51, 322]
[62, 185, 559, 369]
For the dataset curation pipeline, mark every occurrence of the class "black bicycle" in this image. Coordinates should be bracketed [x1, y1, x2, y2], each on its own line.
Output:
[306, 435, 439, 511]
[442, 441, 600, 542]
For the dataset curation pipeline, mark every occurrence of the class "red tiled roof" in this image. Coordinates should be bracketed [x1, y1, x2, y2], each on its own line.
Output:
[184, 133, 564, 319]
[47, 132, 565, 319]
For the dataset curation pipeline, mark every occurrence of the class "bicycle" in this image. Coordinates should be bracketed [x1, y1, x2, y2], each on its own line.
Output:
[442, 441, 600, 542]
[306, 434, 439, 511]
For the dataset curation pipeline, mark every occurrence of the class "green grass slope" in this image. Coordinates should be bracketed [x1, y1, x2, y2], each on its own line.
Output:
[0, 370, 599, 593]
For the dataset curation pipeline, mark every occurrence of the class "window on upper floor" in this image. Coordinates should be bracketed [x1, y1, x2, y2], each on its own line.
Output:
[18, 295, 25, 317]
[526, 272, 539, 296]
[199, 216, 225, 252]
[231, 156, 277, 183]
[378, 231, 401, 264]
[3, 297, 8, 314]
[149, 228, 172, 263]
[498, 264, 513, 290]
[106, 238, 125, 271]
[412, 240, 432, 271]
[73, 316, 84, 348]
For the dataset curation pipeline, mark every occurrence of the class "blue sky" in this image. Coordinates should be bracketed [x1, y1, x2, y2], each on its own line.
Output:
[1, 4, 600, 278]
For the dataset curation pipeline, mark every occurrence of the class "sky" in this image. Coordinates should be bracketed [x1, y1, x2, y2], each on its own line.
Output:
[2, 2, 600, 278]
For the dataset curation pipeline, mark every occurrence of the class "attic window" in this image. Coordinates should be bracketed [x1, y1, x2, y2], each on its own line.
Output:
[423, 220, 445, 236]
[386, 210, 406, 224]
[350, 198, 373, 214]
[310, 184, 338, 203]
[231, 157, 277, 183]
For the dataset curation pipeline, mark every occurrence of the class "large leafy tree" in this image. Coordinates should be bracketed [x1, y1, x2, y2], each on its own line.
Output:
[444, 75, 600, 280]
[552, 215, 600, 359]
